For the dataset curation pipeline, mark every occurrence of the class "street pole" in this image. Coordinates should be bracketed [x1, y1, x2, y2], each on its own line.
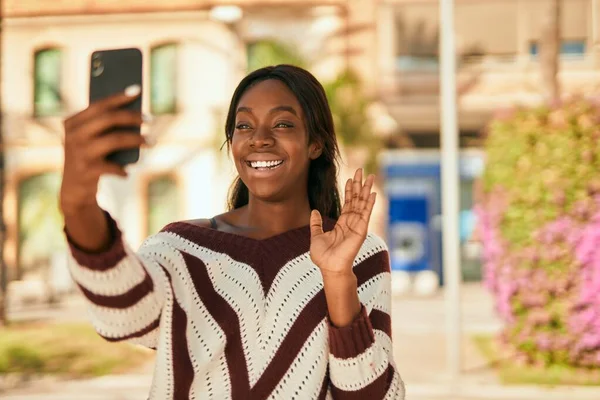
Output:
[439, 0, 462, 381]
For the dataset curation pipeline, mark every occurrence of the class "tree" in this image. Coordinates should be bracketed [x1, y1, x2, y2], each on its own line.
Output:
[539, 0, 561, 102]
[0, 0, 7, 325]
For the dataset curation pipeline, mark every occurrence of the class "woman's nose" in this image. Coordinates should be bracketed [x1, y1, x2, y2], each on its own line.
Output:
[249, 126, 274, 148]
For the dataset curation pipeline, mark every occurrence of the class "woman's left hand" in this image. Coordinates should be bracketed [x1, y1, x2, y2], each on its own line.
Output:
[310, 168, 377, 278]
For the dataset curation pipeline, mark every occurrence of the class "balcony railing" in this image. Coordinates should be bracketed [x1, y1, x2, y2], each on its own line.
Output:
[380, 52, 600, 103]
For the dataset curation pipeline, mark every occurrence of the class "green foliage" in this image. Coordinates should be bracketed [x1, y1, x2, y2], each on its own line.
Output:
[482, 100, 600, 248]
[322, 69, 381, 174]
[246, 40, 307, 72]
[479, 98, 600, 369]
[0, 322, 152, 377]
[473, 335, 600, 385]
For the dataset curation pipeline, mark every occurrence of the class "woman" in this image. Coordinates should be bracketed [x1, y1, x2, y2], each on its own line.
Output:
[60, 65, 405, 399]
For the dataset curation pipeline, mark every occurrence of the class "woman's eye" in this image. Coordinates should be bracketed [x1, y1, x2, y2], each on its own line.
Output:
[275, 122, 293, 128]
[236, 123, 251, 130]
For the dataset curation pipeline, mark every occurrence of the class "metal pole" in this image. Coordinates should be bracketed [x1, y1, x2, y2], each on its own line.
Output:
[439, 0, 461, 381]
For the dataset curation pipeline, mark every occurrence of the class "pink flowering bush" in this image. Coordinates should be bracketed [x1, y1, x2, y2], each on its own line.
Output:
[478, 98, 600, 367]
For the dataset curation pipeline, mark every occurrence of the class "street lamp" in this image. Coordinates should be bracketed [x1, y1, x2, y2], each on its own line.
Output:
[439, 0, 462, 382]
[209, 5, 243, 24]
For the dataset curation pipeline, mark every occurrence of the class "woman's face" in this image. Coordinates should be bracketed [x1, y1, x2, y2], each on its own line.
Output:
[231, 79, 321, 203]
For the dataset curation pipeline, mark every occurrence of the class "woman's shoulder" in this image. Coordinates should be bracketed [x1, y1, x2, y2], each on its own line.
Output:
[363, 232, 389, 252]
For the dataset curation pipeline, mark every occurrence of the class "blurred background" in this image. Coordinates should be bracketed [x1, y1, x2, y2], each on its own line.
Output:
[0, 0, 600, 399]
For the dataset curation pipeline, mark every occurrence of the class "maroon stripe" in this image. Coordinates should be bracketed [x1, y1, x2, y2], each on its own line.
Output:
[65, 212, 127, 271]
[353, 251, 390, 287]
[250, 291, 328, 399]
[181, 251, 250, 399]
[171, 297, 194, 399]
[76, 273, 154, 309]
[318, 372, 329, 399]
[329, 306, 375, 359]
[370, 309, 392, 336]
[101, 316, 160, 342]
[330, 364, 395, 400]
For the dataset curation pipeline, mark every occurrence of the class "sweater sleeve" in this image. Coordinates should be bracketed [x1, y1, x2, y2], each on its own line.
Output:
[65, 212, 171, 349]
[327, 234, 405, 400]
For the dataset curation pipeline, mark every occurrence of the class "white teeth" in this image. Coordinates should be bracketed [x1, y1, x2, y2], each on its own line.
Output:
[249, 160, 283, 169]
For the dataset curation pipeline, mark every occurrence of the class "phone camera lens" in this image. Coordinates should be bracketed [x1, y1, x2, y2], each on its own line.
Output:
[91, 55, 104, 77]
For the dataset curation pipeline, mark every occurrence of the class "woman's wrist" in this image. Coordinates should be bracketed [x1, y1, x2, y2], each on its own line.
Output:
[322, 272, 362, 328]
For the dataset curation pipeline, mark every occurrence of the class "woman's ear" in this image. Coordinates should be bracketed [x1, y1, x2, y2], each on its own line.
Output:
[309, 142, 323, 160]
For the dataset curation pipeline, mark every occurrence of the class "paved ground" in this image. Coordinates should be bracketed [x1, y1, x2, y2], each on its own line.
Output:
[3, 284, 600, 399]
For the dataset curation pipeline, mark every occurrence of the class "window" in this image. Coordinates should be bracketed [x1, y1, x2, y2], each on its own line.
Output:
[146, 175, 180, 236]
[529, 39, 586, 58]
[150, 43, 178, 115]
[18, 172, 65, 279]
[394, 5, 440, 72]
[34, 48, 62, 117]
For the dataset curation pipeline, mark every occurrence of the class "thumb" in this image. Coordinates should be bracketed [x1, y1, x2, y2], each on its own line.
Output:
[310, 209, 324, 238]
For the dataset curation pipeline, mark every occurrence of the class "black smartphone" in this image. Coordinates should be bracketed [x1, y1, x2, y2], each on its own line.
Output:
[89, 47, 143, 166]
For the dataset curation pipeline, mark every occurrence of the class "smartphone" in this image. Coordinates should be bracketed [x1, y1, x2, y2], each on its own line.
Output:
[89, 47, 143, 166]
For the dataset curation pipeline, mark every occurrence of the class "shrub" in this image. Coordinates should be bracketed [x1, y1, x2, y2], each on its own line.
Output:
[478, 98, 600, 368]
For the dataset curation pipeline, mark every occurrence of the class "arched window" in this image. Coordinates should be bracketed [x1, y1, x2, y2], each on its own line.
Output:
[17, 172, 64, 279]
[150, 43, 178, 114]
[33, 48, 63, 117]
[146, 175, 181, 236]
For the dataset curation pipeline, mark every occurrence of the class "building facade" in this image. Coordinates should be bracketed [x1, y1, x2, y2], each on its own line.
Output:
[376, 0, 600, 147]
[2, 0, 599, 297]
[1, 1, 356, 298]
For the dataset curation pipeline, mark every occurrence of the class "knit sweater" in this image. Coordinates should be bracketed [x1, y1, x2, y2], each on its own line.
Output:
[66, 213, 405, 400]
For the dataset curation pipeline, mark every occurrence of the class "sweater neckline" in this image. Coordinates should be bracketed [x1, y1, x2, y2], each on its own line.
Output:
[172, 220, 312, 245]
[165, 217, 337, 257]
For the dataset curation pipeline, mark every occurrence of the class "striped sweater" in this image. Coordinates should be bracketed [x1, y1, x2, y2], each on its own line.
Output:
[66, 213, 405, 400]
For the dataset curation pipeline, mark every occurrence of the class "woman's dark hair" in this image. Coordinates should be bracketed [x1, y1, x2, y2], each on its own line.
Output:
[225, 64, 342, 219]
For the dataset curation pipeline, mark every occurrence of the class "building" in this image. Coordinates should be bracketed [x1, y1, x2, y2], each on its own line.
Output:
[376, 0, 599, 147]
[2, 0, 369, 300]
[2, 0, 599, 299]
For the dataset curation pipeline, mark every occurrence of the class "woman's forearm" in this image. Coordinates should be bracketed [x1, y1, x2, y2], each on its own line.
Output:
[62, 202, 112, 252]
[322, 272, 362, 327]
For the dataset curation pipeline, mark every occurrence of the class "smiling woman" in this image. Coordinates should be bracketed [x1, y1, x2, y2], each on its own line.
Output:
[59, 65, 405, 399]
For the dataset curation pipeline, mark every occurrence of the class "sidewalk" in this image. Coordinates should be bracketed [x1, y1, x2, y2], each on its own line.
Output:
[3, 284, 600, 400]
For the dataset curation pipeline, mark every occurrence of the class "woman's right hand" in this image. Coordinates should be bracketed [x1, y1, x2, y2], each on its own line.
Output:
[60, 86, 145, 213]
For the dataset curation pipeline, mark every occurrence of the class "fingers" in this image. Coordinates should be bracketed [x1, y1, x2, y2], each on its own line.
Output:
[89, 162, 128, 178]
[357, 174, 375, 211]
[351, 168, 363, 209]
[362, 192, 377, 224]
[342, 178, 353, 213]
[85, 132, 146, 160]
[310, 209, 324, 238]
[72, 110, 142, 141]
[343, 168, 377, 224]
[65, 85, 141, 131]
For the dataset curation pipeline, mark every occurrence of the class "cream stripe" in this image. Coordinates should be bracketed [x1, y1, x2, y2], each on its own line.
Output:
[150, 233, 231, 399]
[384, 367, 405, 400]
[267, 320, 329, 399]
[357, 273, 389, 312]
[260, 254, 324, 373]
[156, 232, 264, 386]
[374, 329, 394, 360]
[148, 292, 174, 400]
[87, 292, 162, 339]
[67, 250, 146, 296]
[329, 342, 389, 391]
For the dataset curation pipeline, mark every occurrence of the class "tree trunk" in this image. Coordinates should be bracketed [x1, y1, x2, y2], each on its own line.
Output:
[0, 0, 7, 326]
[540, 0, 561, 103]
